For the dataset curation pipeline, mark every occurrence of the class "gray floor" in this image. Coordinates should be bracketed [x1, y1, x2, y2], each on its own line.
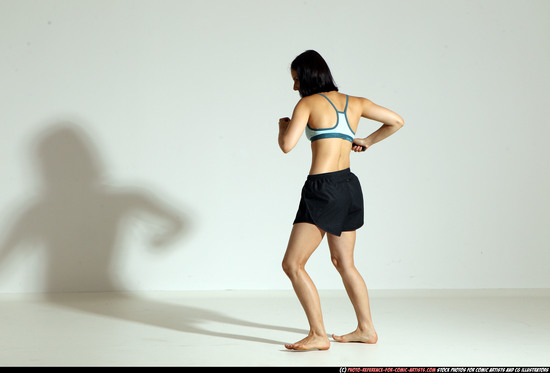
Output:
[0, 289, 549, 367]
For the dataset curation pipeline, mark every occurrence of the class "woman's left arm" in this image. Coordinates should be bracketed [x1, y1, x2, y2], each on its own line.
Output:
[278, 99, 310, 153]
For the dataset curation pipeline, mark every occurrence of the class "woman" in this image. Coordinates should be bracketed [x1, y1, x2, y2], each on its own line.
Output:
[278, 50, 404, 351]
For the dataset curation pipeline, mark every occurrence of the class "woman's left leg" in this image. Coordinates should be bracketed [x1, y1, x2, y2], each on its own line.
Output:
[328, 230, 378, 343]
[282, 222, 330, 350]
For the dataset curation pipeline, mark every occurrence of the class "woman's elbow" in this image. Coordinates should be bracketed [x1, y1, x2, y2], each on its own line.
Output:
[394, 115, 404, 128]
[280, 143, 293, 154]
[279, 138, 296, 153]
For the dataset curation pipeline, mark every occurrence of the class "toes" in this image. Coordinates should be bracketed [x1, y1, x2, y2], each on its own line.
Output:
[332, 334, 346, 342]
[285, 343, 304, 350]
[285, 343, 302, 350]
[286, 336, 331, 351]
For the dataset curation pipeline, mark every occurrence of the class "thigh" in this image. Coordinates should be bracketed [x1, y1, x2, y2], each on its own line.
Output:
[327, 230, 357, 266]
[283, 223, 326, 266]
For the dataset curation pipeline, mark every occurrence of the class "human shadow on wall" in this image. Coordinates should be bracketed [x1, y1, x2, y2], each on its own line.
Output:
[0, 123, 303, 345]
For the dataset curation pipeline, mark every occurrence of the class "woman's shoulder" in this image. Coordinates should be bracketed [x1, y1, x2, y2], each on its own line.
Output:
[342, 92, 369, 101]
[344, 94, 373, 111]
[320, 91, 370, 103]
[297, 92, 369, 108]
[294, 94, 320, 109]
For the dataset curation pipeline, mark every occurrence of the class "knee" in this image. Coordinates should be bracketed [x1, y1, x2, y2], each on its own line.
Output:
[331, 255, 354, 274]
[282, 259, 304, 279]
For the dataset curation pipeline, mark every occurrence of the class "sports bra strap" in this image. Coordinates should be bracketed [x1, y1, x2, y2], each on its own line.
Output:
[317, 93, 348, 113]
[344, 94, 349, 112]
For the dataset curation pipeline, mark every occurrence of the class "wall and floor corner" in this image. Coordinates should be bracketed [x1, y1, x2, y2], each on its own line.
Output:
[1, 0, 549, 293]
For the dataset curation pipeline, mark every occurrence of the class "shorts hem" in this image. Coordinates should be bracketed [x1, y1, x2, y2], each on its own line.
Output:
[292, 219, 344, 237]
[295, 199, 343, 236]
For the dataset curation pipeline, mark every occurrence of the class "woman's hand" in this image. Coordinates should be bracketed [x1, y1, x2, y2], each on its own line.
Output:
[352, 138, 370, 152]
[279, 117, 290, 131]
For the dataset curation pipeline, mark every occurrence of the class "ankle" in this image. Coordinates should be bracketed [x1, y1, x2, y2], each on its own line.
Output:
[357, 323, 375, 334]
[309, 329, 328, 338]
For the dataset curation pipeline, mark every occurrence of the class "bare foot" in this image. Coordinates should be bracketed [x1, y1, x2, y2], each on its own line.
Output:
[332, 328, 378, 344]
[285, 334, 331, 351]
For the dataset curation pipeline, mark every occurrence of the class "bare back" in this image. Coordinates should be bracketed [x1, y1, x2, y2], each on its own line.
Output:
[307, 91, 362, 175]
[278, 88, 403, 171]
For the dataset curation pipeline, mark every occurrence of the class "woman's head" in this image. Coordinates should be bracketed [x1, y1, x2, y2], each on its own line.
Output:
[290, 50, 338, 97]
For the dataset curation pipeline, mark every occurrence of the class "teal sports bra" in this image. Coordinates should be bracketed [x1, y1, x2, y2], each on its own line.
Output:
[305, 93, 356, 143]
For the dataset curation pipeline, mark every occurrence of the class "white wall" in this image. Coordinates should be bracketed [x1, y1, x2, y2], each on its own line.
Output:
[1, 0, 549, 293]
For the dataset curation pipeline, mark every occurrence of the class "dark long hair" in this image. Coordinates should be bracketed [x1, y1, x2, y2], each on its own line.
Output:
[291, 50, 338, 98]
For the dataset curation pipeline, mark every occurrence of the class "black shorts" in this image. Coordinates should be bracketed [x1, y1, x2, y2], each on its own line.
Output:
[293, 168, 364, 236]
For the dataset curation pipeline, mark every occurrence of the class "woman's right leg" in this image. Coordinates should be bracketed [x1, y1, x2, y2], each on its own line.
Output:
[282, 222, 330, 350]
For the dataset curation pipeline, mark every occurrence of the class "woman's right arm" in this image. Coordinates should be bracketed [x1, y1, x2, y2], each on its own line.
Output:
[278, 98, 310, 153]
[352, 98, 404, 152]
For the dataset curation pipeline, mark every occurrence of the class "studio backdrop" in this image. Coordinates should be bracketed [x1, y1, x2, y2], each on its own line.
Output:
[1, 0, 549, 292]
